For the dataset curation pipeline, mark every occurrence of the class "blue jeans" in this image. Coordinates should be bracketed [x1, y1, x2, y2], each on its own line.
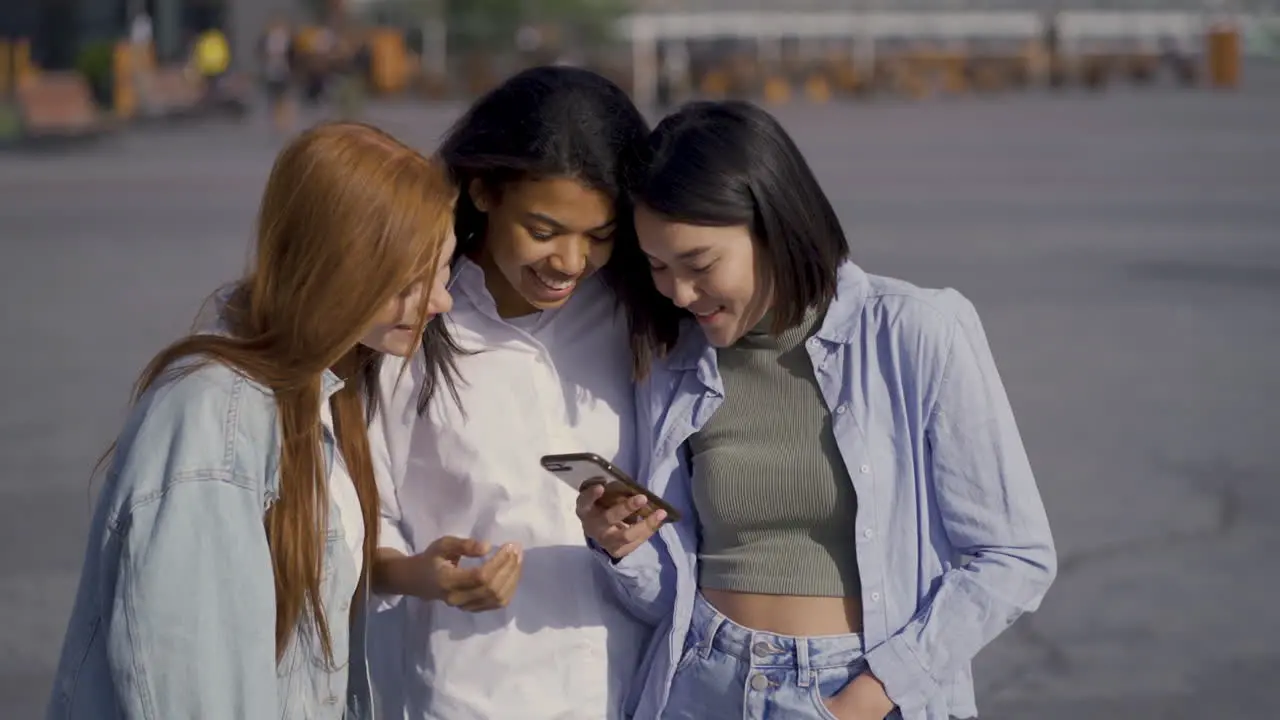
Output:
[663, 593, 901, 720]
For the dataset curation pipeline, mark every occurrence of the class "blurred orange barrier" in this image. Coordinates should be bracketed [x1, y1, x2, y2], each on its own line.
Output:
[941, 58, 969, 95]
[1205, 24, 1241, 89]
[13, 38, 36, 88]
[804, 73, 831, 104]
[368, 29, 410, 95]
[112, 42, 136, 118]
[699, 69, 729, 98]
[883, 59, 927, 100]
[295, 27, 323, 55]
[0, 39, 10, 96]
[832, 62, 866, 95]
[763, 76, 791, 104]
[112, 41, 159, 119]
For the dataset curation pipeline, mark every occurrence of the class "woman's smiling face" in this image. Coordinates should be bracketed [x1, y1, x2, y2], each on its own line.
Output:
[635, 204, 773, 348]
[471, 177, 616, 318]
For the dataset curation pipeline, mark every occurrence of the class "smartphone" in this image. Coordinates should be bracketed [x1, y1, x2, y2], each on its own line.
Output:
[540, 452, 681, 524]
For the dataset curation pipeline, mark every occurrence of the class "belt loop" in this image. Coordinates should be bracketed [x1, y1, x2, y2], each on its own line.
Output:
[700, 613, 726, 661]
[795, 638, 813, 688]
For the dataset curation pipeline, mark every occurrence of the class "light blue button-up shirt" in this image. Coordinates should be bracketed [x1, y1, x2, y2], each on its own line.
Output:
[596, 261, 1056, 720]
[45, 360, 374, 720]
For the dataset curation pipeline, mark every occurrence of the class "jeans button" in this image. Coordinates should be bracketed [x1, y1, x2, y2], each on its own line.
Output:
[750, 673, 770, 691]
[752, 641, 771, 657]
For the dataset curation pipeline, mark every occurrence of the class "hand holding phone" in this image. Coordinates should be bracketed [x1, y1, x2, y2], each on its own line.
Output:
[575, 483, 666, 561]
[540, 453, 680, 522]
[541, 452, 676, 561]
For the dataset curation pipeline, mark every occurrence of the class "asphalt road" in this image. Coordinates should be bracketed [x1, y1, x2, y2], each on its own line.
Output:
[2, 68, 1278, 718]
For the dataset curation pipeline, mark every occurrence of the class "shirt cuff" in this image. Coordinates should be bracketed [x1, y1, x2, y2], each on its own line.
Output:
[587, 536, 659, 577]
[864, 634, 937, 716]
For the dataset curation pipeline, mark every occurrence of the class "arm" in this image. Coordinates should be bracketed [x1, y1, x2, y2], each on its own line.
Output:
[368, 399, 415, 599]
[582, 373, 680, 626]
[107, 479, 278, 719]
[368, 356, 417, 601]
[862, 296, 1057, 716]
[368, 354, 520, 609]
[588, 534, 671, 626]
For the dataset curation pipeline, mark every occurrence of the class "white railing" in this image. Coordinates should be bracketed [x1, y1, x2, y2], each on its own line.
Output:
[622, 7, 1277, 104]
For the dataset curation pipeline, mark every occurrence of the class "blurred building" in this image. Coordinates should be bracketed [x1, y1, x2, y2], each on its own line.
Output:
[0, 0, 306, 73]
[631, 1, 1280, 7]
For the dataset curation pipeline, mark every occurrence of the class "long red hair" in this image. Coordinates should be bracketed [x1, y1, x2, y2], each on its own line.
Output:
[120, 122, 456, 662]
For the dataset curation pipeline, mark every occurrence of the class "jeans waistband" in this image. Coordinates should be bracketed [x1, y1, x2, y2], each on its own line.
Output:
[689, 592, 865, 672]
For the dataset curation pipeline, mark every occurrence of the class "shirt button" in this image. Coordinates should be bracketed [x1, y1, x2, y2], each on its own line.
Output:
[807, 338, 820, 348]
[870, 592, 881, 602]
[750, 673, 770, 691]
[860, 464, 871, 474]
[864, 528, 873, 539]
[835, 405, 846, 414]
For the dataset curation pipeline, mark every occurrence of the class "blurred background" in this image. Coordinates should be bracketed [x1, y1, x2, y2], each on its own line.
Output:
[1, 0, 1278, 127]
[2, 1, 1279, 718]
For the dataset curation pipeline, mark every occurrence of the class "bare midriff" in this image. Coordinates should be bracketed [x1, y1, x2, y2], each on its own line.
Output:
[702, 588, 864, 637]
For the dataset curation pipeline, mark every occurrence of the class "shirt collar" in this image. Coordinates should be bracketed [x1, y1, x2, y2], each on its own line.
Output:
[452, 256, 497, 318]
[812, 261, 870, 346]
[664, 260, 870, 374]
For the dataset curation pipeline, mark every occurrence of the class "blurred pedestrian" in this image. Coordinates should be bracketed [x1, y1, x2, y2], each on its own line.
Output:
[303, 26, 337, 106]
[192, 24, 230, 85]
[333, 34, 371, 120]
[260, 16, 299, 131]
[128, 10, 157, 115]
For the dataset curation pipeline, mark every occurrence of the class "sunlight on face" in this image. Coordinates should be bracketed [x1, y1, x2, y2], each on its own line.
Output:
[472, 177, 615, 318]
[634, 205, 772, 348]
[360, 230, 457, 357]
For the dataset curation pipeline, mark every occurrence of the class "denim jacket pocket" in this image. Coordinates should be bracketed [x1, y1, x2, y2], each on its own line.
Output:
[321, 526, 343, 581]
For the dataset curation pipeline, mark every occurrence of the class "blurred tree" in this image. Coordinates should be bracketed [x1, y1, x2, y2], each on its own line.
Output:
[444, 0, 627, 53]
[369, 0, 445, 25]
[544, 0, 629, 49]
[302, 0, 330, 23]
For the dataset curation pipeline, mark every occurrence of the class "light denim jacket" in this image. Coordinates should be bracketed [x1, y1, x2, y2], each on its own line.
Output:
[597, 262, 1057, 720]
[46, 361, 374, 720]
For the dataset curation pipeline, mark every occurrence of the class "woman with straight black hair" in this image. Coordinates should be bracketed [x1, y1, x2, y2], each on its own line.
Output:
[578, 100, 1057, 720]
[365, 66, 676, 720]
